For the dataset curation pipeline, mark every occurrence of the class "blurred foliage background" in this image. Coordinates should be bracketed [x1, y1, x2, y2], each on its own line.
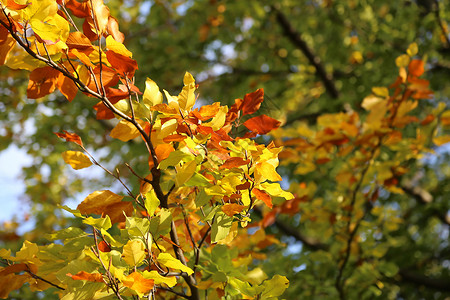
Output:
[1, 0, 449, 299]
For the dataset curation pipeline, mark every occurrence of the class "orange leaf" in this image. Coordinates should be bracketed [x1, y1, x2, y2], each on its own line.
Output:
[163, 134, 187, 143]
[220, 157, 250, 169]
[252, 188, 273, 208]
[105, 87, 130, 103]
[192, 102, 221, 121]
[243, 114, 281, 134]
[106, 50, 138, 78]
[94, 101, 115, 120]
[0, 27, 15, 65]
[408, 59, 424, 77]
[66, 32, 94, 53]
[123, 272, 154, 294]
[240, 88, 264, 116]
[67, 271, 104, 282]
[221, 203, 246, 216]
[5, 0, 29, 10]
[57, 73, 78, 102]
[27, 67, 60, 99]
[77, 190, 123, 215]
[107, 16, 125, 43]
[54, 130, 83, 147]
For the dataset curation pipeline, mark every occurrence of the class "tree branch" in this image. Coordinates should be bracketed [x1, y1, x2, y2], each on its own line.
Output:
[271, 5, 339, 99]
[398, 268, 450, 292]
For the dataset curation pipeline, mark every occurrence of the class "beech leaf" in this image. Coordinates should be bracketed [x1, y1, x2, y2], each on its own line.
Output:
[243, 114, 281, 134]
[62, 151, 92, 170]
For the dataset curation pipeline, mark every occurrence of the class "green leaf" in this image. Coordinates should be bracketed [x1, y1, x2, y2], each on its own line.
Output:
[211, 212, 233, 243]
[159, 150, 192, 170]
[83, 216, 112, 230]
[125, 216, 150, 238]
[45, 227, 87, 242]
[260, 275, 289, 298]
[195, 189, 213, 207]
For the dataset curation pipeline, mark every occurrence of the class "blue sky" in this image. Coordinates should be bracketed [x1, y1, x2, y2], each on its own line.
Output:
[0, 145, 34, 233]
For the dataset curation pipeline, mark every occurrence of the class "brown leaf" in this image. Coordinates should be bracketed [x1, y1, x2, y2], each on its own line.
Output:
[243, 114, 281, 135]
[57, 73, 78, 102]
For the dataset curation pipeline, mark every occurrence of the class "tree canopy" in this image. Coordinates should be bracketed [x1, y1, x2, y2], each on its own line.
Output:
[0, 0, 449, 299]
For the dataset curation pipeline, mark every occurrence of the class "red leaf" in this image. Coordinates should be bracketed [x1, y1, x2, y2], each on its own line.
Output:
[243, 114, 281, 135]
[105, 87, 130, 103]
[252, 188, 273, 208]
[106, 50, 138, 78]
[54, 130, 83, 147]
[98, 241, 111, 252]
[408, 59, 424, 77]
[65, 0, 90, 18]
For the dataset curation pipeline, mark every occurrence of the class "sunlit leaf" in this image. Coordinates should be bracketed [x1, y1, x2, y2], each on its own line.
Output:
[62, 151, 92, 170]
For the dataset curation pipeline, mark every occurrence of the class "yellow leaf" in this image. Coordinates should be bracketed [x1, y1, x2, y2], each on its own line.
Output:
[77, 190, 124, 215]
[202, 106, 228, 131]
[407, 42, 418, 57]
[110, 119, 140, 142]
[144, 189, 160, 216]
[178, 72, 196, 111]
[159, 119, 178, 140]
[142, 270, 177, 287]
[371, 87, 389, 98]
[143, 78, 163, 107]
[122, 240, 146, 267]
[395, 54, 410, 68]
[259, 182, 294, 200]
[62, 151, 92, 170]
[157, 253, 193, 275]
[175, 159, 197, 187]
[255, 162, 282, 182]
[361, 95, 384, 111]
[106, 35, 132, 58]
[433, 136, 450, 146]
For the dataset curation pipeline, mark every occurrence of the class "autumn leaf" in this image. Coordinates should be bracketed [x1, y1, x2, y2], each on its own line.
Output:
[157, 253, 194, 275]
[27, 66, 60, 99]
[222, 203, 246, 216]
[122, 240, 146, 267]
[67, 271, 104, 282]
[408, 59, 424, 77]
[243, 114, 281, 134]
[220, 157, 250, 169]
[252, 188, 273, 208]
[106, 50, 138, 78]
[234, 88, 264, 116]
[62, 151, 92, 170]
[55, 131, 83, 147]
[110, 119, 142, 142]
[77, 190, 132, 223]
[122, 272, 154, 295]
